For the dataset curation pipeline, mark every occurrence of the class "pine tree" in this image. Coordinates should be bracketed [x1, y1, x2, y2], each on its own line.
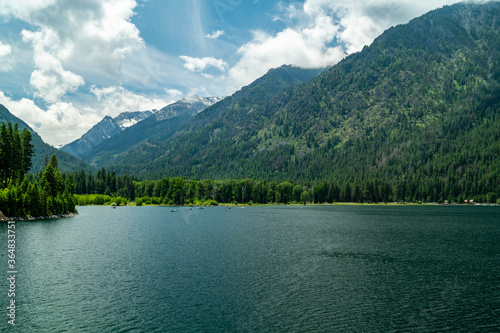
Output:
[41, 157, 64, 198]
[48, 154, 59, 170]
[21, 129, 34, 175]
[0, 122, 11, 186]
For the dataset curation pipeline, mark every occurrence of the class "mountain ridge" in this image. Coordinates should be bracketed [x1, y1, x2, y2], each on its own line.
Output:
[82, 96, 224, 167]
[60, 110, 155, 158]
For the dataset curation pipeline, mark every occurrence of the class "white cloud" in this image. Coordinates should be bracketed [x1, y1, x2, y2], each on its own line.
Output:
[22, 28, 85, 103]
[180, 56, 228, 72]
[2, 0, 143, 103]
[303, 0, 462, 54]
[0, 41, 13, 72]
[165, 89, 184, 101]
[226, 7, 345, 87]
[0, 86, 173, 145]
[0, 91, 101, 146]
[0, 41, 11, 57]
[90, 86, 172, 116]
[205, 30, 225, 39]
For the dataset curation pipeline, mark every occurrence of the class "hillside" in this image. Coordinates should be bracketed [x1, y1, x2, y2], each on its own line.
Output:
[103, 65, 325, 174]
[0, 104, 92, 173]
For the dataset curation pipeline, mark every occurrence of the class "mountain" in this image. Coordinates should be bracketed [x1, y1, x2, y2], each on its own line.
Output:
[81, 96, 223, 167]
[98, 65, 325, 174]
[104, 1, 499, 196]
[0, 104, 92, 172]
[61, 110, 154, 158]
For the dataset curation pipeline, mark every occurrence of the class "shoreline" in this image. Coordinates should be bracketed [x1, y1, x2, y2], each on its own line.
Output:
[2, 213, 79, 222]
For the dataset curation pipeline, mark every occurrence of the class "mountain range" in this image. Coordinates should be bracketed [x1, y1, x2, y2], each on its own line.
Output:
[60, 110, 155, 158]
[63, 96, 223, 167]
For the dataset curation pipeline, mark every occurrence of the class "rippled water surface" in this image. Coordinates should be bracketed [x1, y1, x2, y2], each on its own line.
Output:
[1, 205, 499, 332]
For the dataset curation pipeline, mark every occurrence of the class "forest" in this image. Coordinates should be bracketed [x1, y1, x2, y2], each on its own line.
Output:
[0, 122, 77, 218]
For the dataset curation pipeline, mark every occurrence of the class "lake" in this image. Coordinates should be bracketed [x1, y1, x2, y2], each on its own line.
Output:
[1, 205, 499, 332]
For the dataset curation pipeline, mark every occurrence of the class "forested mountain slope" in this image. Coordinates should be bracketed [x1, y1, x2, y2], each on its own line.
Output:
[0, 105, 92, 172]
[105, 65, 324, 174]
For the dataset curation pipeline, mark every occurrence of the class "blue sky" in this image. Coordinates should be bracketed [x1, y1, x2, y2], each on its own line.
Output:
[0, 0, 474, 145]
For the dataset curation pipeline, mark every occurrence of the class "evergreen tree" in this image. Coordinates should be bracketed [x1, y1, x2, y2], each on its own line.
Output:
[41, 156, 64, 198]
[21, 129, 34, 175]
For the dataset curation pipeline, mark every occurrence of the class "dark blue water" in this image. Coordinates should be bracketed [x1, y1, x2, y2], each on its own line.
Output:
[1, 205, 499, 332]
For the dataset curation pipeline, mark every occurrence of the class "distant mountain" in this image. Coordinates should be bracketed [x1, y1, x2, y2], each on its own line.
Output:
[99, 65, 324, 174]
[61, 110, 154, 158]
[0, 104, 92, 172]
[104, 1, 499, 199]
[79, 96, 223, 167]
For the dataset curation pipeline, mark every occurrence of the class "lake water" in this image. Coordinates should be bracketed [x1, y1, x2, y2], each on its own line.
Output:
[1, 205, 499, 332]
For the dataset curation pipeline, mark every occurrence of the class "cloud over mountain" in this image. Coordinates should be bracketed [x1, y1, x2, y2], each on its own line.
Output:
[225, 0, 467, 87]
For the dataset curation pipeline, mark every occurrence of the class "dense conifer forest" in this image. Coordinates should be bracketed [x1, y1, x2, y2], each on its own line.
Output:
[0, 122, 77, 218]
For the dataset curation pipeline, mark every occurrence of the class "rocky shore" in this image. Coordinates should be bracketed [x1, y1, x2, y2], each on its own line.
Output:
[0, 211, 78, 222]
[0, 210, 9, 221]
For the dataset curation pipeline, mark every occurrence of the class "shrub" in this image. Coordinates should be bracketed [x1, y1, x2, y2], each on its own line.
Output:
[203, 199, 219, 206]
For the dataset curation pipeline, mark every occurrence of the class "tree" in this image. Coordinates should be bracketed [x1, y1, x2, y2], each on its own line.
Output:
[11, 124, 24, 181]
[0, 122, 12, 186]
[0, 122, 34, 187]
[21, 129, 34, 175]
[293, 185, 303, 203]
[41, 165, 60, 197]
[41, 156, 64, 198]
[48, 154, 59, 170]
[280, 182, 293, 203]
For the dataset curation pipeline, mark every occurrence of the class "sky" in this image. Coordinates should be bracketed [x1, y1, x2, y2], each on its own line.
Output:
[0, 0, 481, 146]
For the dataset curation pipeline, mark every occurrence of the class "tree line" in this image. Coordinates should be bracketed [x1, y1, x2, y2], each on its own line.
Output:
[71, 167, 498, 205]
